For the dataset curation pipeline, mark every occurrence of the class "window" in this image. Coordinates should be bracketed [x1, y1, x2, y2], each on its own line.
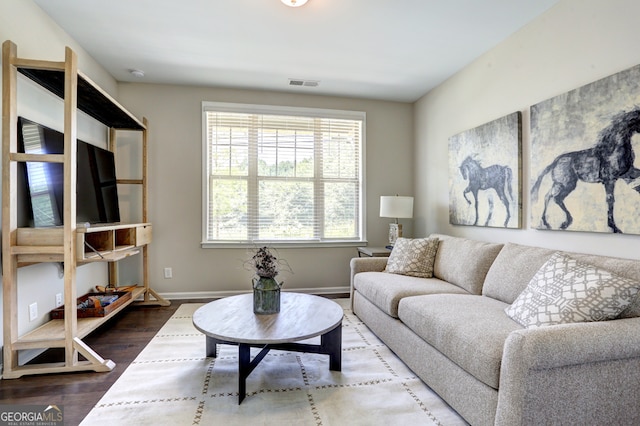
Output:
[202, 102, 365, 246]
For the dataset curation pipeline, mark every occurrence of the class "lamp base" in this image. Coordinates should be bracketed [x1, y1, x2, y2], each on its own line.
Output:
[388, 223, 403, 246]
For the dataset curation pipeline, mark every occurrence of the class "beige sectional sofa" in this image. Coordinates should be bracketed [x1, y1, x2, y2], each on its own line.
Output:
[350, 234, 640, 426]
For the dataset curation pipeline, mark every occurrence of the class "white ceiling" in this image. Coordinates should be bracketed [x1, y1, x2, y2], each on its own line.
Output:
[33, 0, 559, 103]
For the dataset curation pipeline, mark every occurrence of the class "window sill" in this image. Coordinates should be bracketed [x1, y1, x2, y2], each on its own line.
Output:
[201, 241, 367, 249]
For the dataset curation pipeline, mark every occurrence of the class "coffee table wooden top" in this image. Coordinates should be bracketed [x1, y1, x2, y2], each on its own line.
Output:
[192, 292, 343, 345]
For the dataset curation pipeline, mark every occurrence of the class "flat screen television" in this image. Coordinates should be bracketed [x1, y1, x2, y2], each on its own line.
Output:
[17, 117, 121, 227]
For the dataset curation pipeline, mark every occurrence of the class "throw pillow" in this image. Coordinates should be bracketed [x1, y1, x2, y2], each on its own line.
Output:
[505, 252, 640, 328]
[384, 237, 439, 278]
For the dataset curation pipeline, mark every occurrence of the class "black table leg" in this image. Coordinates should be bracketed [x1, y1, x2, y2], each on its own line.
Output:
[207, 321, 343, 404]
[321, 323, 342, 371]
[238, 344, 250, 404]
[205, 336, 219, 358]
[237, 344, 271, 404]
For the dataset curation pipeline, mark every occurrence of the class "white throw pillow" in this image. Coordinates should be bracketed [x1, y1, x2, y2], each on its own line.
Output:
[505, 252, 640, 328]
[385, 237, 439, 278]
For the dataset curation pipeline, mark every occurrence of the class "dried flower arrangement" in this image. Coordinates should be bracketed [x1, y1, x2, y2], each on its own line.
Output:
[244, 246, 292, 279]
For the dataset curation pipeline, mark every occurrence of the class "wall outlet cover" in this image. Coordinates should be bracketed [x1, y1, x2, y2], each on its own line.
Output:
[29, 302, 38, 321]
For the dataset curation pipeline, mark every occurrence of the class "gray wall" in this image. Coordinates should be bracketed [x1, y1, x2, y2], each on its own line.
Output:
[117, 83, 414, 297]
[415, 0, 640, 259]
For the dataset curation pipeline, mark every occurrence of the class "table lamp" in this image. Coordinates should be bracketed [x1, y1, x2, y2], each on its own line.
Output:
[379, 195, 414, 247]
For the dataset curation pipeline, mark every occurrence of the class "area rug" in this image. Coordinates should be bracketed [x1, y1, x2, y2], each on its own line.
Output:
[80, 299, 468, 425]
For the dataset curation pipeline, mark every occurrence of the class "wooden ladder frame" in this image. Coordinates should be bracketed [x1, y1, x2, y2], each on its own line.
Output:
[2, 40, 168, 379]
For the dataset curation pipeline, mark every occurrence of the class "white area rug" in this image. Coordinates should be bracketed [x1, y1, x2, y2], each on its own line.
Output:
[81, 300, 468, 425]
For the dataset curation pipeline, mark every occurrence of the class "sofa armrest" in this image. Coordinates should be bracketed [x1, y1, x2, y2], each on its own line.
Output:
[350, 256, 388, 274]
[349, 257, 388, 308]
[496, 317, 640, 425]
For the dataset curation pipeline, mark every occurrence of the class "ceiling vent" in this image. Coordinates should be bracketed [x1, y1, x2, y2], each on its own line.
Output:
[289, 79, 320, 87]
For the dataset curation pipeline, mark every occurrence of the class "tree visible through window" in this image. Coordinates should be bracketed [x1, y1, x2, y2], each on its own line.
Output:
[202, 102, 365, 245]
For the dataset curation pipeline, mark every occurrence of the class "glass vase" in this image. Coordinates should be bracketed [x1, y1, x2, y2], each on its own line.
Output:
[252, 276, 282, 314]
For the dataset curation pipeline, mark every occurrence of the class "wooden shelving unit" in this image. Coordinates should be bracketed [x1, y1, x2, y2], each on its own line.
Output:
[2, 40, 169, 379]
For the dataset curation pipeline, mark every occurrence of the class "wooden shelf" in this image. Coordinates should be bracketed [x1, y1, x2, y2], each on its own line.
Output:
[2, 40, 168, 379]
[15, 287, 146, 350]
[14, 223, 150, 264]
[81, 248, 140, 263]
[78, 223, 151, 262]
[17, 68, 145, 130]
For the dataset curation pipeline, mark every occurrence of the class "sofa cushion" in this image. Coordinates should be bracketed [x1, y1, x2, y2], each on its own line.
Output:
[353, 272, 469, 318]
[430, 234, 504, 295]
[505, 252, 640, 328]
[483, 242, 640, 318]
[482, 242, 555, 304]
[398, 294, 521, 389]
[385, 237, 439, 278]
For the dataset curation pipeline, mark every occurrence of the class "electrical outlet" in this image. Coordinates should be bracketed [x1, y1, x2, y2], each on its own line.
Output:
[164, 267, 173, 279]
[55, 293, 63, 308]
[29, 302, 38, 322]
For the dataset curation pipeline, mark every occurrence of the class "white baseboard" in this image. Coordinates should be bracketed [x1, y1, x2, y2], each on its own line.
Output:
[159, 286, 350, 300]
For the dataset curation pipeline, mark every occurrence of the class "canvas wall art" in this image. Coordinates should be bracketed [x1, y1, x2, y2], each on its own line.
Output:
[530, 64, 640, 234]
[448, 112, 522, 228]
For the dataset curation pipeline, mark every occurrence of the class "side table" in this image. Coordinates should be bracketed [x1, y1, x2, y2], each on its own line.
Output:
[357, 246, 391, 257]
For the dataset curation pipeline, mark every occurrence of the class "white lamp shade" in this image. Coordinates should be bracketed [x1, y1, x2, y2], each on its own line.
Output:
[379, 196, 414, 219]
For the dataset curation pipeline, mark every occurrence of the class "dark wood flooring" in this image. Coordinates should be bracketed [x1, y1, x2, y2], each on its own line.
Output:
[0, 300, 194, 426]
[0, 294, 347, 426]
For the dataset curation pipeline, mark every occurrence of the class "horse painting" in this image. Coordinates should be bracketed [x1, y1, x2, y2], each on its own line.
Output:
[459, 156, 514, 227]
[531, 108, 640, 233]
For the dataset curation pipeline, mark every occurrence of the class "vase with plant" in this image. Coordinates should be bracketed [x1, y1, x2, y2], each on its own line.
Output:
[245, 246, 292, 314]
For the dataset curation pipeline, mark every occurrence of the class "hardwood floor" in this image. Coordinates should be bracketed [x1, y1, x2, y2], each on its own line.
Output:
[0, 294, 347, 426]
[0, 301, 189, 426]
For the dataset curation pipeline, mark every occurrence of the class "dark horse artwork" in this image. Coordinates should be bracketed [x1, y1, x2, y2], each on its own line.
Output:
[459, 156, 514, 227]
[531, 108, 640, 233]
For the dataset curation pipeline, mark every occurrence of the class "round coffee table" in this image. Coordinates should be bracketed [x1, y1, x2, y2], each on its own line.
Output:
[192, 292, 343, 403]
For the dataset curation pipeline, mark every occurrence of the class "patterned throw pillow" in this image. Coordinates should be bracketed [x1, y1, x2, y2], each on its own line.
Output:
[385, 237, 439, 278]
[505, 252, 640, 328]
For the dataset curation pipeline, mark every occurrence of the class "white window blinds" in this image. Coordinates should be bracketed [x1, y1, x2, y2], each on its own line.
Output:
[202, 102, 365, 245]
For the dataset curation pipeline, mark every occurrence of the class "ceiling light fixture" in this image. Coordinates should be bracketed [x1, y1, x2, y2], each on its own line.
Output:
[129, 69, 145, 78]
[281, 0, 309, 7]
